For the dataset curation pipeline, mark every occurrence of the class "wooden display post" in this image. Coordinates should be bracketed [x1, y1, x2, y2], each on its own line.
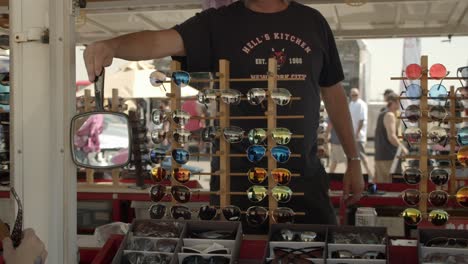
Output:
[419, 56, 429, 216]
[170, 61, 182, 204]
[449, 86, 457, 196]
[219, 60, 231, 211]
[267, 58, 279, 221]
[84, 89, 95, 185]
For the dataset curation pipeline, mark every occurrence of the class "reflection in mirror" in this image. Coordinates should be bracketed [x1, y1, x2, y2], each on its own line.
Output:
[71, 112, 131, 169]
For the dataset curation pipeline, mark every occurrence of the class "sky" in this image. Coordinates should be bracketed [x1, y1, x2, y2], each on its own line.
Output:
[363, 36, 468, 102]
[76, 36, 468, 102]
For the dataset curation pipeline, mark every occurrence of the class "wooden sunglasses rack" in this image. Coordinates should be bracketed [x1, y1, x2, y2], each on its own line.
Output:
[392, 55, 466, 220]
[167, 58, 306, 223]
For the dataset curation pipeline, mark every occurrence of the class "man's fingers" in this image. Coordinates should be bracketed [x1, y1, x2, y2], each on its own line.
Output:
[346, 193, 362, 206]
[83, 48, 96, 82]
[2, 237, 14, 252]
[94, 53, 103, 78]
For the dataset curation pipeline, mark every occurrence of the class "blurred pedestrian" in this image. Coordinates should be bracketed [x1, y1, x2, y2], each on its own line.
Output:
[326, 120, 346, 173]
[380, 89, 395, 112]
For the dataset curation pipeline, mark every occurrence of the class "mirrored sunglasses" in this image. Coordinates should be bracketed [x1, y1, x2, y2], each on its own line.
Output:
[150, 148, 167, 164]
[171, 148, 190, 165]
[272, 207, 295, 224]
[401, 189, 420, 206]
[149, 184, 192, 203]
[428, 126, 448, 146]
[149, 204, 166, 219]
[172, 167, 191, 184]
[173, 128, 192, 145]
[150, 129, 168, 144]
[403, 127, 422, 145]
[201, 126, 220, 143]
[457, 126, 468, 146]
[151, 167, 168, 183]
[245, 206, 268, 227]
[429, 168, 450, 186]
[403, 168, 422, 185]
[456, 186, 468, 207]
[171, 71, 191, 87]
[401, 208, 422, 225]
[223, 126, 244, 143]
[270, 88, 292, 106]
[246, 185, 292, 203]
[246, 88, 266, 105]
[246, 145, 291, 163]
[428, 209, 449, 226]
[428, 190, 449, 207]
[171, 110, 191, 127]
[171, 205, 192, 220]
[222, 205, 241, 221]
[247, 167, 267, 184]
[457, 146, 468, 167]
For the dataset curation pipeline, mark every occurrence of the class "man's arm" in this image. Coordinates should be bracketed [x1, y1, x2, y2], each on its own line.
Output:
[384, 112, 404, 148]
[356, 120, 364, 138]
[321, 83, 364, 205]
[84, 29, 185, 81]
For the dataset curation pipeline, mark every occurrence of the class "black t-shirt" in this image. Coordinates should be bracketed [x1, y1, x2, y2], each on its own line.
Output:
[173, 1, 344, 190]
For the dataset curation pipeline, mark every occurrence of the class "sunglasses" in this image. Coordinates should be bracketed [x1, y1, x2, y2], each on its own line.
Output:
[197, 89, 242, 105]
[401, 208, 449, 226]
[123, 251, 172, 264]
[201, 126, 220, 143]
[429, 83, 448, 100]
[402, 105, 448, 124]
[276, 229, 317, 242]
[182, 244, 230, 255]
[400, 83, 422, 100]
[0, 92, 9, 105]
[457, 126, 468, 146]
[149, 204, 219, 221]
[246, 185, 293, 203]
[172, 129, 192, 145]
[456, 186, 468, 207]
[172, 71, 191, 87]
[401, 189, 450, 207]
[151, 108, 167, 126]
[274, 246, 324, 260]
[428, 126, 449, 146]
[248, 128, 292, 145]
[457, 146, 468, 167]
[403, 167, 450, 186]
[424, 253, 468, 263]
[149, 70, 169, 91]
[426, 237, 468, 248]
[405, 63, 448, 80]
[150, 167, 168, 183]
[223, 126, 244, 143]
[457, 66, 468, 86]
[181, 255, 230, 264]
[247, 167, 292, 185]
[244, 206, 296, 226]
[246, 88, 292, 106]
[128, 237, 178, 252]
[149, 184, 191, 203]
[246, 145, 291, 163]
[221, 205, 241, 221]
[331, 250, 385, 259]
[172, 148, 190, 165]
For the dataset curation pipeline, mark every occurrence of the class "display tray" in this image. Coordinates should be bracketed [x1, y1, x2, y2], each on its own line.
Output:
[264, 224, 389, 264]
[418, 228, 468, 264]
[111, 220, 242, 264]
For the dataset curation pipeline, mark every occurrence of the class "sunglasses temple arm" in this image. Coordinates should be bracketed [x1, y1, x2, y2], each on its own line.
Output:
[399, 92, 405, 109]
[161, 83, 167, 92]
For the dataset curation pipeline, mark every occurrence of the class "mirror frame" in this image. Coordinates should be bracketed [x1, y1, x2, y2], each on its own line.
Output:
[70, 111, 132, 170]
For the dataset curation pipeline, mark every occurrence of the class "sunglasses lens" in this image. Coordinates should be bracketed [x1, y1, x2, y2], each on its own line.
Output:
[401, 208, 422, 225]
[172, 168, 191, 184]
[151, 167, 168, 182]
[271, 146, 291, 163]
[272, 207, 295, 223]
[246, 206, 268, 227]
[197, 89, 217, 105]
[429, 84, 448, 100]
[151, 109, 164, 125]
[150, 148, 166, 164]
[150, 129, 166, 144]
[149, 204, 166, 219]
[402, 189, 420, 206]
[457, 146, 468, 167]
[247, 88, 266, 105]
[247, 167, 267, 184]
[248, 128, 267, 145]
[172, 148, 190, 165]
[171, 205, 191, 220]
[461, 67, 468, 79]
[428, 190, 449, 207]
[405, 64, 422, 80]
[190, 72, 214, 90]
[172, 110, 190, 127]
[404, 127, 422, 144]
[149, 71, 166, 87]
[271, 88, 292, 106]
[201, 126, 219, 142]
[405, 105, 421, 123]
[199, 205, 217, 220]
[403, 168, 421, 185]
[456, 187, 468, 207]
[457, 127, 468, 146]
[171, 186, 191, 203]
[271, 128, 292, 145]
[173, 129, 192, 145]
[429, 105, 447, 121]
[223, 126, 244, 143]
[247, 185, 268, 203]
[406, 84, 422, 99]
[247, 145, 266, 163]
[428, 209, 449, 226]
[272, 186, 293, 203]
[172, 71, 190, 87]
[428, 126, 448, 145]
[222, 206, 241, 221]
[149, 184, 166, 202]
[430, 63, 447, 79]
[220, 89, 242, 105]
[429, 169, 449, 186]
[272, 168, 292, 185]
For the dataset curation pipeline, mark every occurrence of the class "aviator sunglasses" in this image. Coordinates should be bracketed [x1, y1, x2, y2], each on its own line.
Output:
[401, 208, 449, 226]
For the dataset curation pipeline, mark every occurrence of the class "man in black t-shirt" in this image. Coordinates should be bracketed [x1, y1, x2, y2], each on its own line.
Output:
[84, 0, 364, 225]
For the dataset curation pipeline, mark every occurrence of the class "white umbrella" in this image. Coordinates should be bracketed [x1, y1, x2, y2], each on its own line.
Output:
[76, 61, 199, 98]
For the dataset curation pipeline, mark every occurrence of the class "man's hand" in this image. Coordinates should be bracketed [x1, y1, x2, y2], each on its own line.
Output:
[83, 40, 117, 82]
[343, 160, 364, 206]
[3, 228, 47, 264]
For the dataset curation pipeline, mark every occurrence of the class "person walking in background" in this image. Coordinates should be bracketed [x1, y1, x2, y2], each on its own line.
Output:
[374, 93, 407, 183]
[380, 89, 395, 112]
[349, 88, 374, 182]
[326, 119, 346, 173]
